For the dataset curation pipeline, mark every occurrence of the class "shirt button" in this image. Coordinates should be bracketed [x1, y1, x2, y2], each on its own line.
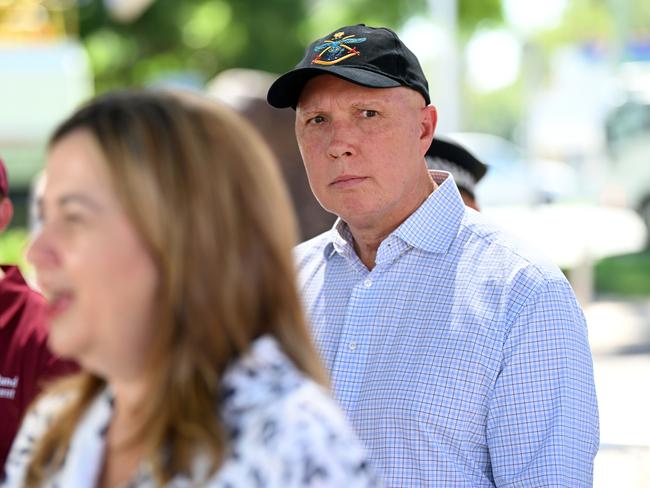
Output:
[348, 342, 357, 351]
[363, 278, 372, 288]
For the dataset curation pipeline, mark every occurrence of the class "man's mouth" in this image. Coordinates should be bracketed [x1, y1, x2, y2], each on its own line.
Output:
[330, 175, 367, 188]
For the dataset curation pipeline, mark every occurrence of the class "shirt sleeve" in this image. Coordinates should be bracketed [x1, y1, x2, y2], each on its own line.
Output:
[487, 278, 599, 487]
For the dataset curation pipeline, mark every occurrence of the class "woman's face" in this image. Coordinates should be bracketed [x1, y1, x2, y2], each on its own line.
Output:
[28, 130, 159, 381]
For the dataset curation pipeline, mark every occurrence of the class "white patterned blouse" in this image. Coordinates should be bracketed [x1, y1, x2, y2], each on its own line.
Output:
[3, 335, 382, 488]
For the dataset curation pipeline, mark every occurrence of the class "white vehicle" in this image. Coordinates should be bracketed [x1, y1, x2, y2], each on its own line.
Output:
[440, 132, 580, 208]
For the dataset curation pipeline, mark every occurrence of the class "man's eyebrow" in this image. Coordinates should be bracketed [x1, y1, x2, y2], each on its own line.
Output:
[298, 98, 388, 114]
[350, 103, 386, 112]
[297, 106, 324, 117]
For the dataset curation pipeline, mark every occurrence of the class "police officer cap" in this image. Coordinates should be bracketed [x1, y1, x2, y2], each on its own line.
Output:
[425, 137, 487, 198]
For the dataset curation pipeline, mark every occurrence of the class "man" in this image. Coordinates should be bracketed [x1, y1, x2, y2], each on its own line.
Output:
[0, 159, 77, 477]
[267, 24, 598, 486]
[426, 137, 487, 211]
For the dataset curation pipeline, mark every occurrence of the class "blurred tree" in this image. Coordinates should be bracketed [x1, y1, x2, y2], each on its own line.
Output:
[458, 0, 502, 34]
[76, 0, 503, 93]
[536, 0, 650, 55]
[79, 0, 311, 92]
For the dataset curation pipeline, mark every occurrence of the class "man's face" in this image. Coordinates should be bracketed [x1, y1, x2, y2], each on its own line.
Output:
[295, 75, 437, 233]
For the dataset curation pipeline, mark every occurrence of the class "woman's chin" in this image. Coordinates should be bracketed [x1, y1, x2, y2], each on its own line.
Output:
[47, 323, 85, 363]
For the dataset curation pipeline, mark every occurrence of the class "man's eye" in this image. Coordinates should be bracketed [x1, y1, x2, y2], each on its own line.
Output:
[309, 115, 326, 125]
[362, 110, 378, 118]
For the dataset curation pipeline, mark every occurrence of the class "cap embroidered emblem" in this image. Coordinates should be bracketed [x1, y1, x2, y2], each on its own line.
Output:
[311, 31, 367, 65]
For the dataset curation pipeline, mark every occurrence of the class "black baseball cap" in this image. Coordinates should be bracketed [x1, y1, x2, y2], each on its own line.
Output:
[267, 24, 430, 109]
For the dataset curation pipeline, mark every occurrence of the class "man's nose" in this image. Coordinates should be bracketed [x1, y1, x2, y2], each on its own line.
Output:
[327, 119, 357, 160]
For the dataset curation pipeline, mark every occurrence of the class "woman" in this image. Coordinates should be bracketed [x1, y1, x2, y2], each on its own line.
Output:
[3, 91, 380, 487]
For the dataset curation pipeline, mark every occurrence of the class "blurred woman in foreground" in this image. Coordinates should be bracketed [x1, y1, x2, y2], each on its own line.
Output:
[3, 91, 380, 487]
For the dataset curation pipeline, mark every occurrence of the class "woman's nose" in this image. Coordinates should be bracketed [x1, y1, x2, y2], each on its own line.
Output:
[26, 227, 59, 270]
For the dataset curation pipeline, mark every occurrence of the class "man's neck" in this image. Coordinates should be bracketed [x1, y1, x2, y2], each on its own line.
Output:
[348, 177, 438, 270]
[350, 230, 389, 270]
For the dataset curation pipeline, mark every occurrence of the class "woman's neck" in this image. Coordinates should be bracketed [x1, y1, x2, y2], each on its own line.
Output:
[98, 380, 149, 488]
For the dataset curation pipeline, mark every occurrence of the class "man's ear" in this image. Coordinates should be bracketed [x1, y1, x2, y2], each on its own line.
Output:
[0, 197, 14, 232]
[420, 104, 438, 155]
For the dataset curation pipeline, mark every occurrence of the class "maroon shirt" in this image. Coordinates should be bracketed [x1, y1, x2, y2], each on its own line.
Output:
[0, 265, 77, 473]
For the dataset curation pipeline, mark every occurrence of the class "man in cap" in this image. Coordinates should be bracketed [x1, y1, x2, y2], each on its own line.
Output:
[0, 160, 77, 478]
[426, 137, 487, 211]
[268, 24, 598, 487]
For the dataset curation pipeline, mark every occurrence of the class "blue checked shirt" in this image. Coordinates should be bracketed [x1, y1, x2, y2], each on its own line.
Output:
[295, 172, 599, 487]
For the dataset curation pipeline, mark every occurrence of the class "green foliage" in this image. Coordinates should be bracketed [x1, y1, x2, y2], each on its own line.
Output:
[458, 0, 502, 34]
[299, 0, 427, 40]
[0, 228, 29, 270]
[79, 0, 309, 92]
[534, 0, 650, 54]
[535, 0, 614, 49]
[629, 0, 650, 34]
[462, 81, 525, 139]
[77, 0, 440, 93]
[595, 249, 650, 296]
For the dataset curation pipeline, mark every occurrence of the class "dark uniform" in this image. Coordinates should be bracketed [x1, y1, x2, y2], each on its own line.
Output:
[425, 137, 487, 210]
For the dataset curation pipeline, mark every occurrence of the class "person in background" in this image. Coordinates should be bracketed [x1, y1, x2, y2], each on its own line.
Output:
[267, 23, 599, 487]
[425, 137, 487, 211]
[208, 68, 336, 240]
[4, 91, 380, 487]
[0, 159, 77, 481]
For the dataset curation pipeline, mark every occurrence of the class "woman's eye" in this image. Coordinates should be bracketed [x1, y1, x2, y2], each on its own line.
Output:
[62, 213, 84, 224]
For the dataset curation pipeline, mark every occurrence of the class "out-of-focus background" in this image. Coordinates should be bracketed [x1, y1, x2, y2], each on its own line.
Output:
[1, 0, 649, 484]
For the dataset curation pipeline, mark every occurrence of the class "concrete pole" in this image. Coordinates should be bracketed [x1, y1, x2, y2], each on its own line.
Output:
[427, 0, 461, 132]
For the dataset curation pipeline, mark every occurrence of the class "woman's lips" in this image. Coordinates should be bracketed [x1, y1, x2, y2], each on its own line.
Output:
[46, 292, 74, 320]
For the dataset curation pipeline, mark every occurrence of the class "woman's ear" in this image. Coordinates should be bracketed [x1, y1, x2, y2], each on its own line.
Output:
[0, 197, 14, 232]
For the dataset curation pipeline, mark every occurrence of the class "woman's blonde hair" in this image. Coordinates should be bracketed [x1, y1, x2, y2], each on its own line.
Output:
[26, 90, 327, 485]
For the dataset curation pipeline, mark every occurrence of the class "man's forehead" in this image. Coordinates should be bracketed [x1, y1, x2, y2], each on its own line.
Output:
[297, 75, 420, 109]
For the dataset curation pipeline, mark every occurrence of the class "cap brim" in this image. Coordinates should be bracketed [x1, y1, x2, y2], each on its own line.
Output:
[267, 66, 402, 109]
[427, 137, 488, 181]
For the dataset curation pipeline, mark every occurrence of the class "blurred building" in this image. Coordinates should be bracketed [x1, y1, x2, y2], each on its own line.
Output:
[0, 1, 92, 224]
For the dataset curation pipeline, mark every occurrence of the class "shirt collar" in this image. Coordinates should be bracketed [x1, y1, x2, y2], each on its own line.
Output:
[393, 171, 465, 253]
[322, 171, 465, 258]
